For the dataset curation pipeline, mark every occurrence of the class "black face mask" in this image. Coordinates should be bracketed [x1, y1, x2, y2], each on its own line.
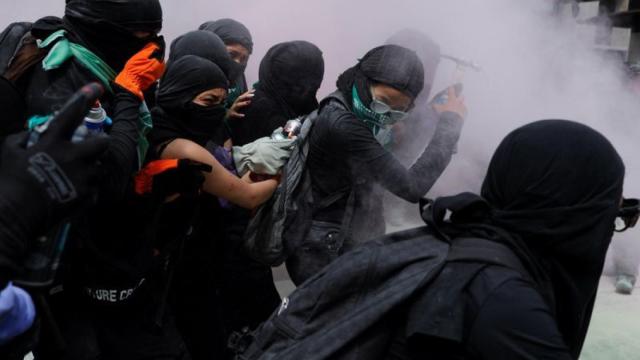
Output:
[183, 102, 227, 146]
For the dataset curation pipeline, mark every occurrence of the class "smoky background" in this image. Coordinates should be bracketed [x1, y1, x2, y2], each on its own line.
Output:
[5, 0, 639, 282]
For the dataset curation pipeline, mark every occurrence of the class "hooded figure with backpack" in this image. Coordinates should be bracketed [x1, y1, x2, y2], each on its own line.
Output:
[285, 44, 466, 284]
[238, 120, 630, 360]
[228, 40, 324, 146]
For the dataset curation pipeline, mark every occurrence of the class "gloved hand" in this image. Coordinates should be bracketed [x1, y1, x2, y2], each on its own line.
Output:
[134, 159, 212, 199]
[115, 38, 166, 100]
[233, 132, 296, 176]
[0, 83, 109, 285]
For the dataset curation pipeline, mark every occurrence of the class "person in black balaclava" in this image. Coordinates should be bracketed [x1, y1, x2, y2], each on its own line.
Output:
[229, 40, 324, 146]
[9, 0, 164, 118]
[287, 44, 466, 285]
[391, 120, 626, 360]
[199, 19, 253, 104]
[168, 30, 240, 84]
[149, 55, 282, 360]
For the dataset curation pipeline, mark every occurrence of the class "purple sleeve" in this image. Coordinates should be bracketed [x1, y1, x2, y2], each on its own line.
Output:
[0, 282, 36, 345]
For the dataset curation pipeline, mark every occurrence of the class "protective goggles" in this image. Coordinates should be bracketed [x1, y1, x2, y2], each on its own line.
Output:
[615, 198, 640, 233]
[369, 99, 409, 124]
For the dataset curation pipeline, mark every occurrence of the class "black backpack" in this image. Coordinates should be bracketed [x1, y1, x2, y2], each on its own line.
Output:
[243, 93, 351, 266]
[234, 199, 531, 360]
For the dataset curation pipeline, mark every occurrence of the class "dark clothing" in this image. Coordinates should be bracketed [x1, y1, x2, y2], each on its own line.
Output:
[395, 120, 625, 359]
[228, 89, 292, 146]
[64, 0, 162, 71]
[150, 55, 228, 147]
[229, 41, 324, 146]
[199, 19, 253, 55]
[387, 264, 572, 360]
[168, 31, 239, 83]
[307, 94, 462, 242]
[479, 120, 625, 357]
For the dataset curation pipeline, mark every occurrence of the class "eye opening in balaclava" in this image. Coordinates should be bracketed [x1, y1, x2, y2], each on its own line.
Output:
[198, 18, 253, 55]
[257, 40, 324, 117]
[480, 119, 625, 357]
[151, 55, 229, 147]
[63, 0, 163, 71]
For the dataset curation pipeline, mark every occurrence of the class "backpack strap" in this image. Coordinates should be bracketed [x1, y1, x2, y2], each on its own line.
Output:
[446, 237, 531, 282]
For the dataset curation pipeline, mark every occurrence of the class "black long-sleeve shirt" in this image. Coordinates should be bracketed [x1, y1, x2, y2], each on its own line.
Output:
[307, 93, 463, 242]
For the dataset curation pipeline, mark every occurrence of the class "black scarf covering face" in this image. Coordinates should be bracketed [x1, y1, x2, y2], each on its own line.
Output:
[168, 30, 240, 83]
[150, 55, 229, 149]
[63, 0, 163, 71]
[256, 41, 324, 118]
[385, 29, 440, 105]
[428, 120, 625, 358]
[336, 44, 425, 109]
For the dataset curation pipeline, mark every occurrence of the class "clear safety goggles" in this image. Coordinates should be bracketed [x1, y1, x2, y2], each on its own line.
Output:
[615, 198, 640, 233]
[369, 99, 409, 124]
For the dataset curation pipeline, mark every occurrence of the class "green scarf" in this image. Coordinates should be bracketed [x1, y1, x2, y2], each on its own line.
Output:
[351, 86, 395, 149]
[38, 29, 152, 168]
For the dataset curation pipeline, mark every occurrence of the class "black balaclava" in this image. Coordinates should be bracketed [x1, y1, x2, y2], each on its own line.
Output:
[429, 120, 624, 358]
[150, 55, 229, 148]
[168, 30, 240, 83]
[199, 18, 253, 94]
[198, 18, 253, 55]
[386, 29, 440, 104]
[0, 77, 26, 137]
[63, 0, 163, 71]
[257, 41, 324, 117]
[336, 44, 424, 110]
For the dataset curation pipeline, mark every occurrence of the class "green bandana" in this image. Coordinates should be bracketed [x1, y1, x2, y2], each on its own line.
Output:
[37, 30, 152, 168]
[351, 86, 396, 148]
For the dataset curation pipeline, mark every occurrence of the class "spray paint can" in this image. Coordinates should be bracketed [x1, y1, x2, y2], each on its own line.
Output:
[83, 101, 107, 134]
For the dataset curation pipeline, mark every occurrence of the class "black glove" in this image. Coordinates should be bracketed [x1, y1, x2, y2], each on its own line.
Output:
[0, 83, 109, 285]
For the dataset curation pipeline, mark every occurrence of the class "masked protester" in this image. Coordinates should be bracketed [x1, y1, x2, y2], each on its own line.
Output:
[168, 30, 240, 84]
[0, 0, 163, 119]
[229, 40, 324, 146]
[388, 120, 625, 360]
[199, 18, 253, 107]
[149, 56, 283, 359]
[286, 44, 466, 285]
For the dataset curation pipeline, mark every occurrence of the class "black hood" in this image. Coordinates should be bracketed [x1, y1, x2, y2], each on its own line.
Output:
[199, 18, 253, 54]
[257, 40, 324, 117]
[63, 0, 163, 71]
[386, 29, 440, 103]
[428, 120, 625, 358]
[151, 55, 228, 148]
[336, 44, 424, 108]
[168, 30, 240, 82]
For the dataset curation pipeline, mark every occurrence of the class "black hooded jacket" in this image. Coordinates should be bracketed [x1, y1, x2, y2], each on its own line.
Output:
[394, 120, 624, 359]
[228, 40, 324, 146]
[307, 45, 463, 242]
[199, 18, 253, 93]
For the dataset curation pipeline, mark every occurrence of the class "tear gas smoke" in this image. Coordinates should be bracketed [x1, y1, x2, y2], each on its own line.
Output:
[5, 0, 639, 262]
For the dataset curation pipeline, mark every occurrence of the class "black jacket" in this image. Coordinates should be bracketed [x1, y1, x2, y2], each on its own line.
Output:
[307, 93, 463, 243]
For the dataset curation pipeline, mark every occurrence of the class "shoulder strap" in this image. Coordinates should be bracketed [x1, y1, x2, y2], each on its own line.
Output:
[446, 237, 531, 281]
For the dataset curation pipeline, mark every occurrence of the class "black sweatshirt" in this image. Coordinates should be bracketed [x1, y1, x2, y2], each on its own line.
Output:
[307, 94, 463, 242]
